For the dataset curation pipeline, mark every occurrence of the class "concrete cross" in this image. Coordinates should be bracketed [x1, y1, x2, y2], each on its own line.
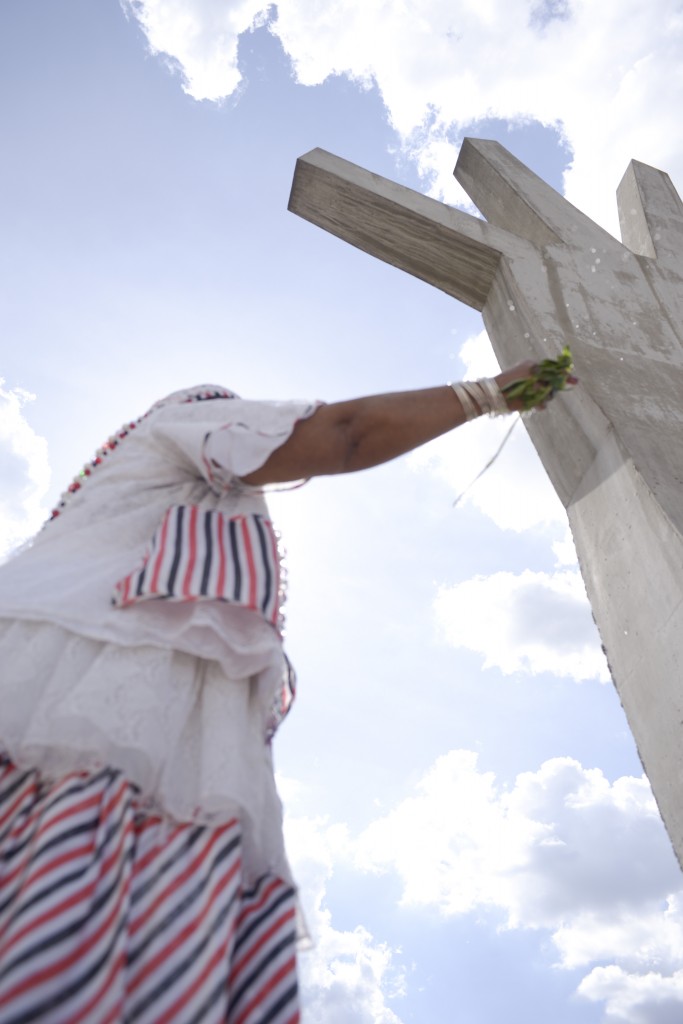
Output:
[289, 140, 683, 868]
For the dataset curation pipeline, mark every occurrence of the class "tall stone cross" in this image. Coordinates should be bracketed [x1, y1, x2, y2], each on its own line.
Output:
[289, 140, 683, 868]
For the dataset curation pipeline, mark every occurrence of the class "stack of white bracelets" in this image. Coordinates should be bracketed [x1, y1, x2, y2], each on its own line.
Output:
[448, 377, 510, 420]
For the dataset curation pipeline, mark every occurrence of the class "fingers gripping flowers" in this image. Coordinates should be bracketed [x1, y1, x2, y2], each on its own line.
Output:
[502, 347, 576, 411]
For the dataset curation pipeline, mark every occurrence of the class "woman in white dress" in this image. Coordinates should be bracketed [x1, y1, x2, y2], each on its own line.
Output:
[0, 363, 563, 1023]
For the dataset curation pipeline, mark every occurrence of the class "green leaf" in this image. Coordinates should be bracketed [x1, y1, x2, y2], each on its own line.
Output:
[501, 346, 574, 411]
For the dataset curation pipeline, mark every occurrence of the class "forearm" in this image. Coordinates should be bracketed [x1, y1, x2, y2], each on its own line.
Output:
[241, 385, 473, 486]
[335, 386, 469, 472]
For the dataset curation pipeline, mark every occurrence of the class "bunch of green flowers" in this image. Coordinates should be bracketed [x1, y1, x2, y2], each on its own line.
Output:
[502, 346, 574, 411]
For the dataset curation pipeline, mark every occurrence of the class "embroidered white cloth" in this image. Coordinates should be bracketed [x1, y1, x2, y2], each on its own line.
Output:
[0, 394, 318, 885]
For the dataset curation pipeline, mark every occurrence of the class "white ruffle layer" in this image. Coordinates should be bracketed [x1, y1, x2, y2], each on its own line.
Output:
[0, 617, 292, 888]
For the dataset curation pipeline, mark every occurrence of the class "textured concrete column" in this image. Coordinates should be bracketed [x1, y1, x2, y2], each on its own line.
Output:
[289, 142, 683, 868]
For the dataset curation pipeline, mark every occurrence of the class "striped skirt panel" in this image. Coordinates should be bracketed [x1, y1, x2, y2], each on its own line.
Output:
[0, 757, 299, 1024]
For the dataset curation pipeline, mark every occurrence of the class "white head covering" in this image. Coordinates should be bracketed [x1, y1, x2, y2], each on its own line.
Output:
[47, 385, 239, 524]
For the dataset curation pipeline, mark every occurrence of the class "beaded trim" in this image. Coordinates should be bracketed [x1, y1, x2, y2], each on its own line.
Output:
[47, 387, 237, 524]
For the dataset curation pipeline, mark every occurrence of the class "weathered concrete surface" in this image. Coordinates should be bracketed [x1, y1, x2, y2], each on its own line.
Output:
[288, 147, 506, 309]
[289, 140, 683, 869]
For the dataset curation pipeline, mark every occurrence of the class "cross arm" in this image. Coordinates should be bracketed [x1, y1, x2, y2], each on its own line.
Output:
[455, 138, 616, 250]
[618, 159, 683, 263]
[288, 148, 515, 311]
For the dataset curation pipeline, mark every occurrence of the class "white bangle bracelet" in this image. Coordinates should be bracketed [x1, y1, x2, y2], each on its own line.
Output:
[448, 382, 479, 421]
[448, 378, 510, 419]
[476, 377, 509, 417]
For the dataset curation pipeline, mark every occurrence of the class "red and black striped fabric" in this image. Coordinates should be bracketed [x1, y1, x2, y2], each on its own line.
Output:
[113, 506, 282, 631]
[0, 756, 299, 1024]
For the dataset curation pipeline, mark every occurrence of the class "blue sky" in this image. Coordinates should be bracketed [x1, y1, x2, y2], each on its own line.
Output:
[2, 2, 683, 1021]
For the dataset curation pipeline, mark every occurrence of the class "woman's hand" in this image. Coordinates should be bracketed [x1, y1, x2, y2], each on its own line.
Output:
[495, 360, 578, 413]
[495, 361, 538, 412]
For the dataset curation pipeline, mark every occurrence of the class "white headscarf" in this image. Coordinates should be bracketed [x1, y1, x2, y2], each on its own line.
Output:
[48, 385, 239, 523]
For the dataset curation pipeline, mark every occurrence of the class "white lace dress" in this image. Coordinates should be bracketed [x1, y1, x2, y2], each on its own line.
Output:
[0, 394, 317, 888]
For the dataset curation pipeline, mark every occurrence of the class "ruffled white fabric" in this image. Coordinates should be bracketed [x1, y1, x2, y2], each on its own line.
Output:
[0, 396, 322, 893]
[0, 617, 292, 887]
[0, 399, 319, 658]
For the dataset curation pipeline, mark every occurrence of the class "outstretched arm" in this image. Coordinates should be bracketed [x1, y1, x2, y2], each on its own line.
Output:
[241, 361, 544, 486]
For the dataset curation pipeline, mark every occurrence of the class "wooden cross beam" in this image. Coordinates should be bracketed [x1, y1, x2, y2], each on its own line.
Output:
[289, 140, 683, 869]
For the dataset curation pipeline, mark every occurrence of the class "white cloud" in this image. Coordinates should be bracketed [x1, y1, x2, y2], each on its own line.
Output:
[0, 381, 50, 559]
[279, 752, 683, 1021]
[434, 567, 609, 682]
[283, 805, 406, 1023]
[124, 0, 683, 234]
[554, 897, 683, 974]
[120, 0, 269, 101]
[552, 527, 578, 567]
[578, 965, 683, 1024]
[354, 752, 683, 926]
[352, 750, 683, 1018]
[458, 329, 501, 380]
